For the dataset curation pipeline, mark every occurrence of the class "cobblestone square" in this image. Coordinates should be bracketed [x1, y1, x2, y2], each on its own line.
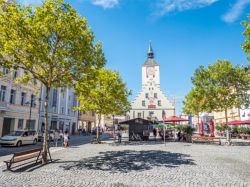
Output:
[0, 140, 250, 187]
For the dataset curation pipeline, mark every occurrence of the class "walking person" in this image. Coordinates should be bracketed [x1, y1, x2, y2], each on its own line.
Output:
[177, 131, 181, 141]
[54, 129, 60, 147]
[153, 128, 157, 141]
[63, 130, 69, 148]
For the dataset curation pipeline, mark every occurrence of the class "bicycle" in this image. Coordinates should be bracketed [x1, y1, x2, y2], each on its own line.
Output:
[130, 132, 142, 141]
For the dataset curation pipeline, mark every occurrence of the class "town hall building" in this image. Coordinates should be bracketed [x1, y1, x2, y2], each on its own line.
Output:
[129, 43, 175, 121]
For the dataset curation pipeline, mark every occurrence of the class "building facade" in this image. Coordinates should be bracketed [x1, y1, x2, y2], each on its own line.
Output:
[39, 86, 78, 134]
[0, 68, 41, 137]
[78, 110, 96, 132]
[240, 91, 250, 121]
[129, 43, 174, 121]
[213, 107, 240, 124]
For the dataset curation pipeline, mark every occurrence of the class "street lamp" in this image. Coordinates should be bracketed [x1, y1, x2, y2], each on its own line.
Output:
[25, 100, 36, 130]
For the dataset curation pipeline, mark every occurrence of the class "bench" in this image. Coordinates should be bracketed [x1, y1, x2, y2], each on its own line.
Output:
[191, 136, 223, 145]
[4, 148, 43, 170]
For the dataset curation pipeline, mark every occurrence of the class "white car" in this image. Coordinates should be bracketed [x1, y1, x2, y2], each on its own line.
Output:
[0, 130, 38, 147]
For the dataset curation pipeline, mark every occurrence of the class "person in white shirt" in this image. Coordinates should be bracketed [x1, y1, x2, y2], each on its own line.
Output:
[54, 129, 60, 147]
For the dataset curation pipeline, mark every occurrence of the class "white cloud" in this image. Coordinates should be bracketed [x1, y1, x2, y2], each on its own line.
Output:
[156, 0, 219, 16]
[91, 0, 119, 9]
[222, 0, 250, 23]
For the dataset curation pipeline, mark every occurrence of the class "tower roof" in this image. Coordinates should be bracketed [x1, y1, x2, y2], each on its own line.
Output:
[143, 41, 157, 66]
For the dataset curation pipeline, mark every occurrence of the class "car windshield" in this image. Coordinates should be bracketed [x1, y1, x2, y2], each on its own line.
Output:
[7, 131, 23, 136]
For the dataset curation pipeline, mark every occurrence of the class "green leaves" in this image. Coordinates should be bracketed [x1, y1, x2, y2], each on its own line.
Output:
[75, 68, 131, 117]
[0, 0, 106, 161]
[242, 16, 250, 61]
[0, 0, 105, 87]
[183, 60, 250, 116]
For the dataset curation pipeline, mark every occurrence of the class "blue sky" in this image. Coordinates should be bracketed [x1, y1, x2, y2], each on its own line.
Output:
[19, 0, 250, 115]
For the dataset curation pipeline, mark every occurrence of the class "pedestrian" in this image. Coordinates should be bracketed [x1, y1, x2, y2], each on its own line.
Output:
[63, 130, 69, 148]
[177, 131, 181, 141]
[54, 129, 60, 147]
[153, 128, 157, 141]
[117, 131, 122, 143]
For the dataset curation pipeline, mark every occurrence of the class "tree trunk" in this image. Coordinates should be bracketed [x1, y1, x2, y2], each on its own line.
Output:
[225, 108, 230, 144]
[42, 86, 50, 164]
[96, 114, 101, 143]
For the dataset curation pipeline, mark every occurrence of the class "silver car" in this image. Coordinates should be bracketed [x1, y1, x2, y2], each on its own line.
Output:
[0, 130, 38, 147]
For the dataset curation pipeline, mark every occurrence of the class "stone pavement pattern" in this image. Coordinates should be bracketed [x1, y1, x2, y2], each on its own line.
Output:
[0, 141, 250, 187]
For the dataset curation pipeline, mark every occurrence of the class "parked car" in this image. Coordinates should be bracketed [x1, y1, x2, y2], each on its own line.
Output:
[0, 130, 38, 147]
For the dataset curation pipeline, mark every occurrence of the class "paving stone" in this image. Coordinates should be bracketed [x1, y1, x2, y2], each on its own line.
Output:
[0, 141, 250, 186]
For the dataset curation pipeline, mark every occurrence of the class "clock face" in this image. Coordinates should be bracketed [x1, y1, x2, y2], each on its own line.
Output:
[147, 67, 155, 76]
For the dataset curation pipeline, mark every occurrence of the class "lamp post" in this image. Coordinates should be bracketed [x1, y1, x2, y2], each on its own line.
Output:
[26, 100, 36, 131]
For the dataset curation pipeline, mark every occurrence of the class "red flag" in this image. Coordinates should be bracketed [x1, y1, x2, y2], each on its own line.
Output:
[200, 120, 204, 136]
[209, 120, 214, 137]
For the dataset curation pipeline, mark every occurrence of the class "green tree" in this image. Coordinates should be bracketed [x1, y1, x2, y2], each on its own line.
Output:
[242, 16, 250, 62]
[0, 0, 105, 163]
[186, 60, 250, 142]
[182, 87, 206, 125]
[75, 68, 131, 143]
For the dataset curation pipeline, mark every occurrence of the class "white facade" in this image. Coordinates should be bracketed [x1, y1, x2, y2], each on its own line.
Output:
[129, 43, 174, 121]
[39, 86, 78, 134]
[240, 91, 250, 120]
[0, 68, 41, 137]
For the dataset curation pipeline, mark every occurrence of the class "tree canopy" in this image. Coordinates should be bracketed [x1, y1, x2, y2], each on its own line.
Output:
[242, 15, 250, 63]
[0, 0, 105, 162]
[183, 60, 250, 123]
[75, 68, 131, 142]
[0, 0, 105, 85]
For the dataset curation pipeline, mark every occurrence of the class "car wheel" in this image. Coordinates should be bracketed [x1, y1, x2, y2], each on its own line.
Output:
[16, 141, 22, 147]
[33, 139, 37, 145]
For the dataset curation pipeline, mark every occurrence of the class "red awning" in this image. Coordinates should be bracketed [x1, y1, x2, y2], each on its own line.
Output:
[163, 116, 189, 122]
[225, 120, 242, 125]
[240, 120, 250, 124]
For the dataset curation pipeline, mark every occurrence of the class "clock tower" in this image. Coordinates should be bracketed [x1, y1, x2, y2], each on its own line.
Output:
[130, 42, 174, 121]
[142, 42, 160, 87]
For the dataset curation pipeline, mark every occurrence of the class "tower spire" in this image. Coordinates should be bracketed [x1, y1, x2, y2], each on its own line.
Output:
[147, 41, 154, 59]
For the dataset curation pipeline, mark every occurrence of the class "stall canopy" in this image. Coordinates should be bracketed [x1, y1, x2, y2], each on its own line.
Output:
[119, 118, 154, 140]
[241, 120, 250, 124]
[119, 118, 154, 125]
[224, 120, 242, 125]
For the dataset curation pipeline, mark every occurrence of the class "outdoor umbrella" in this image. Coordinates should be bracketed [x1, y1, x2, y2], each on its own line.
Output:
[162, 116, 189, 141]
[152, 123, 166, 127]
[151, 123, 170, 146]
[163, 116, 189, 122]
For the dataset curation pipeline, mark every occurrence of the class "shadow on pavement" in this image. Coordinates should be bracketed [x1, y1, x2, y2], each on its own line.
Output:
[59, 150, 195, 173]
[107, 141, 175, 146]
[0, 134, 109, 157]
